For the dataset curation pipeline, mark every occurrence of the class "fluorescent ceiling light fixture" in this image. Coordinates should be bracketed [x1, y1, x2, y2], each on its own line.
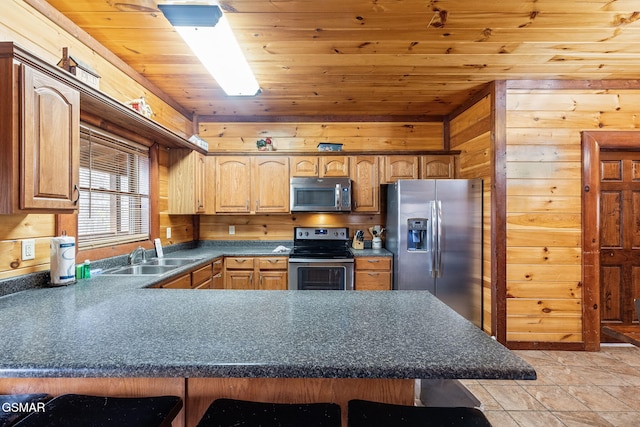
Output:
[158, 3, 260, 96]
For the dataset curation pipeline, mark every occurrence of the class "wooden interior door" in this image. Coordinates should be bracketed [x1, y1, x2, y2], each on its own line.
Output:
[599, 151, 640, 335]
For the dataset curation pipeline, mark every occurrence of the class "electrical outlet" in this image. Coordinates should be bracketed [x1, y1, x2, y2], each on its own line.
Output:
[21, 239, 35, 261]
[166, 227, 172, 239]
[229, 225, 235, 235]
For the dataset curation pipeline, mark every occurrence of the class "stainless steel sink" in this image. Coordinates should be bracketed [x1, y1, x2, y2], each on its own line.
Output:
[144, 257, 202, 266]
[103, 264, 177, 276]
[102, 257, 203, 275]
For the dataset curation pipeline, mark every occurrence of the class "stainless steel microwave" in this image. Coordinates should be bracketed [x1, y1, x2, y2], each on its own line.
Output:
[290, 177, 352, 212]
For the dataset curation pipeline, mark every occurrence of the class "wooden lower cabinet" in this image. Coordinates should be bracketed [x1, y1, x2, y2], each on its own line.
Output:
[224, 256, 288, 290]
[192, 263, 213, 289]
[211, 257, 223, 289]
[161, 274, 192, 289]
[354, 257, 392, 290]
[257, 257, 288, 290]
[154, 262, 214, 289]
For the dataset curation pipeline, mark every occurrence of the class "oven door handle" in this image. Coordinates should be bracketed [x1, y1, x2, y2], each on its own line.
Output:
[288, 258, 354, 264]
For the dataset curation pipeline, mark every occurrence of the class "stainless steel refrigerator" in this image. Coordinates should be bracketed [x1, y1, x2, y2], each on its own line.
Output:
[386, 179, 483, 327]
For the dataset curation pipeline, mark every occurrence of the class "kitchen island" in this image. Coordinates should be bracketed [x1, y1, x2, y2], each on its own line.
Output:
[0, 247, 534, 426]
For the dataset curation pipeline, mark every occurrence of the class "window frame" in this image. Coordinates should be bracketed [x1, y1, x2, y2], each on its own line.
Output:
[56, 119, 160, 263]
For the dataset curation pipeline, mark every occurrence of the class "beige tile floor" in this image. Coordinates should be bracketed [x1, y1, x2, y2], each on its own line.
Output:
[461, 344, 640, 426]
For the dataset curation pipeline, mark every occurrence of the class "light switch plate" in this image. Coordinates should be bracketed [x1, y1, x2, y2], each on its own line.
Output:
[229, 225, 235, 235]
[166, 227, 172, 239]
[21, 239, 35, 261]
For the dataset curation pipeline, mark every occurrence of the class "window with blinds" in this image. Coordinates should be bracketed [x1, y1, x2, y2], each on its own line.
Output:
[78, 124, 150, 249]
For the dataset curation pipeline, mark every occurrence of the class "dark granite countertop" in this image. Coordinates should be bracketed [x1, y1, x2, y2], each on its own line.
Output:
[0, 242, 534, 381]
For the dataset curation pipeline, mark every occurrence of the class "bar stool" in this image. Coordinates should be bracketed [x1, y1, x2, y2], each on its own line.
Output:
[0, 394, 52, 427]
[13, 394, 182, 427]
[196, 398, 341, 427]
[347, 399, 492, 427]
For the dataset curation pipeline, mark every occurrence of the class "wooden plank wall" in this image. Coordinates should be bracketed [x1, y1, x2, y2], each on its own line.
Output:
[0, 1, 193, 281]
[200, 214, 383, 241]
[449, 94, 494, 334]
[502, 84, 640, 344]
[199, 122, 443, 152]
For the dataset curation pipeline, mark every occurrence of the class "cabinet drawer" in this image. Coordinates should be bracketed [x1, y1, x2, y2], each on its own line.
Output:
[162, 274, 191, 289]
[192, 263, 213, 288]
[258, 257, 288, 270]
[355, 271, 392, 291]
[355, 257, 392, 270]
[225, 257, 255, 269]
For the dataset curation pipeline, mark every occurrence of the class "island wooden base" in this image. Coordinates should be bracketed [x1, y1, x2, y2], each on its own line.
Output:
[0, 377, 414, 427]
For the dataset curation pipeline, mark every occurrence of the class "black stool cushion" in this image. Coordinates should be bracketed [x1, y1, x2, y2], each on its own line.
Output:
[197, 398, 341, 427]
[0, 394, 52, 427]
[13, 394, 182, 427]
[348, 399, 492, 427]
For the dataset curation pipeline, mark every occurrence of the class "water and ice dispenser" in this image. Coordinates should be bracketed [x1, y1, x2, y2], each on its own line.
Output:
[407, 218, 429, 251]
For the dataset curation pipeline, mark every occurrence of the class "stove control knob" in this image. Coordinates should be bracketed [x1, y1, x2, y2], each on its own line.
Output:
[305, 231, 309, 236]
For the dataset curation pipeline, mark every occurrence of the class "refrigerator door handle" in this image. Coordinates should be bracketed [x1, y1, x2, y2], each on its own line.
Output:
[435, 200, 443, 278]
[430, 200, 438, 277]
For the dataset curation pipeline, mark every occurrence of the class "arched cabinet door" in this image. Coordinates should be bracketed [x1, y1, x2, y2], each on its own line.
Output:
[21, 64, 80, 211]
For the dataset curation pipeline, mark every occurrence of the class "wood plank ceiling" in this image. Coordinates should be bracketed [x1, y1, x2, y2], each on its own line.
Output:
[42, 0, 640, 120]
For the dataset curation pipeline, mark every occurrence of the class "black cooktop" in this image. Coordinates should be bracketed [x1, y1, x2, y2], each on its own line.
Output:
[290, 227, 353, 259]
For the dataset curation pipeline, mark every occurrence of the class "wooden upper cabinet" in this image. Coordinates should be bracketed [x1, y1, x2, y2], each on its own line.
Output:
[290, 156, 349, 177]
[350, 156, 379, 212]
[420, 155, 456, 179]
[0, 60, 80, 213]
[291, 156, 318, 177]
[216, 156, 252, 213]
[216, 156, 289, 214]
[168, 149, 207, 214]
[320, 156, 349, 177]
[253, 157, 289, 213]
[382, 155, 419, 183]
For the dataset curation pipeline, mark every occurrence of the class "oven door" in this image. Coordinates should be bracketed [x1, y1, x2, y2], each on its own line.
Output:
[288, 259, 354, 290]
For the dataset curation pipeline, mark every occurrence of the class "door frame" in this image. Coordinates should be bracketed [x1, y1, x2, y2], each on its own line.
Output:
[582, 131, 640, 351]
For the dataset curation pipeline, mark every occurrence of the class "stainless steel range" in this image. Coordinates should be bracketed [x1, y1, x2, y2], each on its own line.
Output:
[288, 227, 354, 290]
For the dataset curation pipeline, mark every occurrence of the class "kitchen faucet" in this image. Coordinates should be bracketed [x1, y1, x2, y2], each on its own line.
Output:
[128, 246, 147, 265]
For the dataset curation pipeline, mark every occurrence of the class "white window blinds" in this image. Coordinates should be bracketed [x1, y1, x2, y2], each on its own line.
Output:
[78, 124, 150, 249]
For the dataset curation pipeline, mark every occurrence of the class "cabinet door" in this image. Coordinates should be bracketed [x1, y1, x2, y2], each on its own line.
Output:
[420, 155, 456, 179]
[258, 271, 288, 290]
[169, 150, 207, 214]
[21, 65, 80, 210]
[382, 156, 419, 183]
[212, 258, 223, 289]
[253, 157, 290, 213]
[350, 156, 379, 212]
[320, 157, 350, 177]
[291, 156, 318, 177]
[216, 157, 252, 213]
[225, 270, 254, 289]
